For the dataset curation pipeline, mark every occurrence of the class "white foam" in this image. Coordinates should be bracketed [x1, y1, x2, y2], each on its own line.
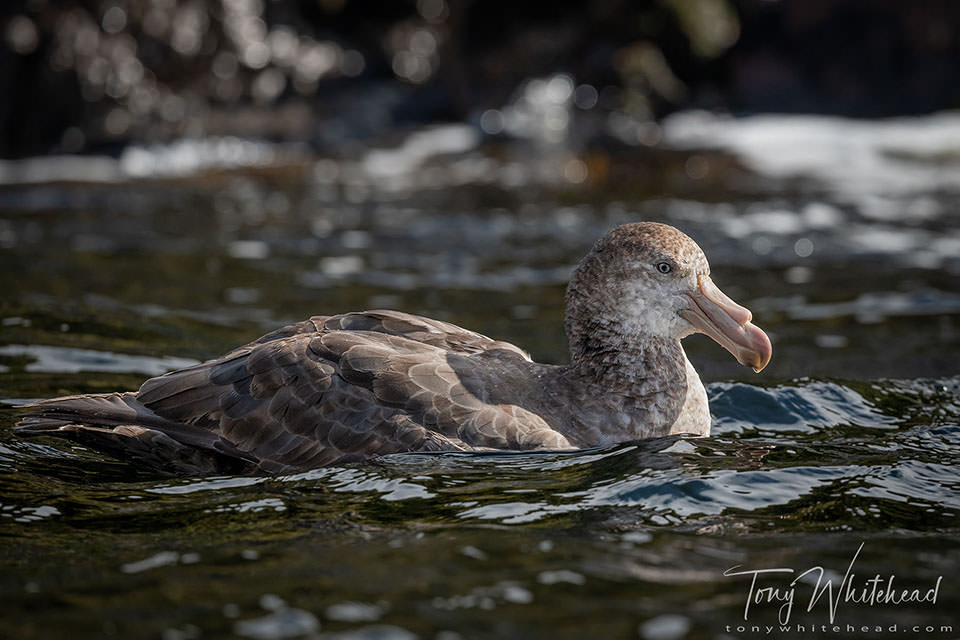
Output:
[0, 137, 301, 184]
[120, 137, 284, 177]
[0, 155, 122, 183]
[663, 110, 960, 197]
[361, 124, 479, 181]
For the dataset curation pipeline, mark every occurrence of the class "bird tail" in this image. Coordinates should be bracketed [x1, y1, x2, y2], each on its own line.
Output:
[17, 392, 145, 430]
[15, 393, 254, 474]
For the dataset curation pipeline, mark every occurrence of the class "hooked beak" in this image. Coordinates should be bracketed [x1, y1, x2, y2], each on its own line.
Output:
[681, 275, 772, 372]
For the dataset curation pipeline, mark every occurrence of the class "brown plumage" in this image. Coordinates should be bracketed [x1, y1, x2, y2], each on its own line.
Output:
[15, 222, 772, 474]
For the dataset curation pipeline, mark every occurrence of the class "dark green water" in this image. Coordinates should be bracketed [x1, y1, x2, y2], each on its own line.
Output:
[1, 122, 959, 639]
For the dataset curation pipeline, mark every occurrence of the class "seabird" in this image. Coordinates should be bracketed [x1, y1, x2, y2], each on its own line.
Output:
[15, 222, 771, 473]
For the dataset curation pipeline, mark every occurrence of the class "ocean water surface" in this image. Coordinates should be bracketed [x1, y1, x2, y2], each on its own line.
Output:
[1, 111, 959, 639]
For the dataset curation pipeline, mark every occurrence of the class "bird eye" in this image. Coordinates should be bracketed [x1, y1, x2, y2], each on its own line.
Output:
[656, 261, 673, 274]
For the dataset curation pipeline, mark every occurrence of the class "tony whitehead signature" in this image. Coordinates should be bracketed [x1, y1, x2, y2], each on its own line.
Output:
[724, 542, 943, 624]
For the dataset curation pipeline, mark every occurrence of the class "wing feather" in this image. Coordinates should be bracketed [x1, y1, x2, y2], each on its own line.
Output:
[20, 309, 569, 471]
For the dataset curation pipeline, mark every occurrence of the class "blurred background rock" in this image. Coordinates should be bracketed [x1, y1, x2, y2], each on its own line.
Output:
[2, 0, 958, 159]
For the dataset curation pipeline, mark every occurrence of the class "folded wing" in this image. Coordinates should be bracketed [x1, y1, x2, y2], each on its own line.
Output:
[17, 310, 569, 472]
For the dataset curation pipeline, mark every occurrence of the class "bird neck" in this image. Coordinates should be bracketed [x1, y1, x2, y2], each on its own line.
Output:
[566, 322, 684, 391]
[556, 319, 690, 443]
[560, 257, 692, 440]
[563, 256, 683, 388]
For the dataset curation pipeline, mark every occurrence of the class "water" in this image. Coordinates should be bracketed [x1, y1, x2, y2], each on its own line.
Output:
[1, 113, 959, 638]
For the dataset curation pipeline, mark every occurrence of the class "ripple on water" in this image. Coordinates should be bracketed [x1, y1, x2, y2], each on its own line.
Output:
[234, 608, 320, 640]
[1, 379, 956, 534]
[710, 380, 899, 434]
[0, 344, 199, 376]
[849, 460, 960, 509]
[0, 376, 958, 638]
[0, 503, 60, 523]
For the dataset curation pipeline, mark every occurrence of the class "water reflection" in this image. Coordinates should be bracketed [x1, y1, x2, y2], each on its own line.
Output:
[0, 343, 199, 376]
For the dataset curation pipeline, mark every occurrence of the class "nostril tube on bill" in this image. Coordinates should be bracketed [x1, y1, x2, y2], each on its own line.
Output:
[699, 275, 752, 325]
